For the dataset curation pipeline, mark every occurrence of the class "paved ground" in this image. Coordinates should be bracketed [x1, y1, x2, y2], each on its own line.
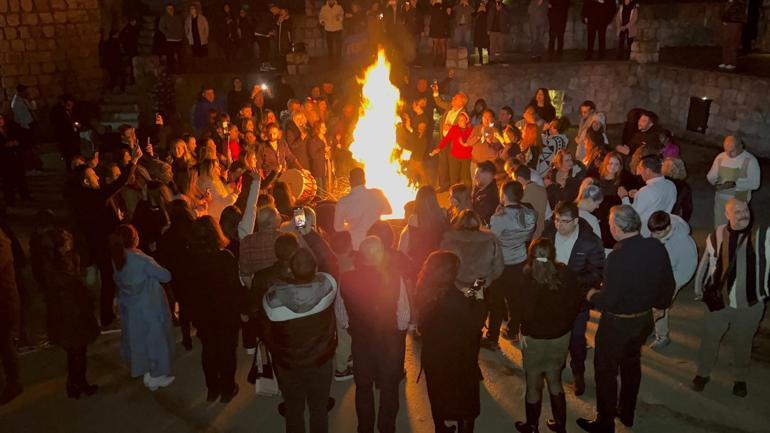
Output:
[0, 135, 769, 433]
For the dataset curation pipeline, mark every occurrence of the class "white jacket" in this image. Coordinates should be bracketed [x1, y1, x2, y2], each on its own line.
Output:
[657, 214, 698, 290]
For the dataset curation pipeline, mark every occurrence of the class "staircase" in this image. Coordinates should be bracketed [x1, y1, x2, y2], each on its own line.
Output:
[98, 15, 158, 132]
[138, 15, 157, 55]
[98, 87, 140, 132]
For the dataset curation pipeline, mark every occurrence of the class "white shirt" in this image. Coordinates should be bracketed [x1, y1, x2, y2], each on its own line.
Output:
[622, 176, 677, 237]
[319, 3, 345, 32]
[555, 228, 579, 265]
[334, 185, 393, 249]
[11, 94, 34, 128]
[706, 150, 761, 201]
[579, 209, 602, 239]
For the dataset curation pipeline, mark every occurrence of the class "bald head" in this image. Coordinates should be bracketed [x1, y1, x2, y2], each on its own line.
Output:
[725, 198, 750, 230]
[257, 206, 281, 232]
[358, 236, 385, 266]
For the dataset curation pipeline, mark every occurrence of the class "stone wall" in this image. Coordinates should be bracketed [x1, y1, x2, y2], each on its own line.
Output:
[446, 60, 770, 157]
[0, 0, 103, 109]
[634, 64, 770, 156]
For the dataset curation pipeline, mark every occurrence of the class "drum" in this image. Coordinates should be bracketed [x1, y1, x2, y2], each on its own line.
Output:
[279, 169, 318, 204]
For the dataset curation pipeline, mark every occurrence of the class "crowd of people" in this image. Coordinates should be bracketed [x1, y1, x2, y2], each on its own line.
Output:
[1, 60, 767, 433]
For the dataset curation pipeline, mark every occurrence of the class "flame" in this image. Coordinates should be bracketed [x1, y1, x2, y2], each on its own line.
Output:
[349, 50, 416, 219]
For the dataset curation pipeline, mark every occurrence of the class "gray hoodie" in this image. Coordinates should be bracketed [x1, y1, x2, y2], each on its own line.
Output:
[490, 204, 537, 265]
[263, 272, 337, 321]
[657, 214, 698, 290]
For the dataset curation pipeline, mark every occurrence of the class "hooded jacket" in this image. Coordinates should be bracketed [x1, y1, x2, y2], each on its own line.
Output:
[490, 203, 537, 265]
[262, 272, 338, 369]
[657, 214, 698, 290]
[440, 229, 504, 288]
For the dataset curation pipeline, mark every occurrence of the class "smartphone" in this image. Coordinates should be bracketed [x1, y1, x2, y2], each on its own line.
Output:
[467, 278, 485, 298]
[293, 207, 307, 229]
[222, 121, 229, 129]
[260, 83, 268, 91]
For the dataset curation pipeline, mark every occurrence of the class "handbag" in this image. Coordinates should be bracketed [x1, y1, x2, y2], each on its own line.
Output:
[253, 342, 281, 397]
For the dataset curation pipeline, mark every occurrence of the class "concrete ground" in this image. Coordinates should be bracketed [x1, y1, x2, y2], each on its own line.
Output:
[0, 137, 769, 433]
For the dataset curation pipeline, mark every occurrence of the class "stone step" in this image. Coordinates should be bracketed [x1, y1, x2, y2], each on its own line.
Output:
[99, 121, 137, 132]
[102, 93, 140, 104]
[101, 103, 140, 113]
[101, 112, 139, 122]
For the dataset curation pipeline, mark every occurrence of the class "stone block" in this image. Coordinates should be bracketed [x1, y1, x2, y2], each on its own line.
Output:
[34, 0, 50, 11]
[50, 0, 65, 9]
[21, 13, 38, 25]
[42, 25, 54, 37]
[7, 13, 20, 26]
[11, 39, 24, 51]
[53, 11, 67, 23]
[39, 12, 53, 23]
[20, 0, 31, 11]
[9, 0, 18, 12]
[0, 0, 8, 13]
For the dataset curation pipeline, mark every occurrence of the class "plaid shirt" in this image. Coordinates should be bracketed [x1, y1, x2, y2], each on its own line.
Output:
[239, 230, 282, 277]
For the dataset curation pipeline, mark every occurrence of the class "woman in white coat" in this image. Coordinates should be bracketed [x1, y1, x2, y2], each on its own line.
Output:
[185, 4, 210, 58]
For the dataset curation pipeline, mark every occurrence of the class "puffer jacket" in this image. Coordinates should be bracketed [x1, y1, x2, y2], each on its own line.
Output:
[440, 229, 504, 289]
[490, 204, 537, 265]
[262, 272, 338, 369]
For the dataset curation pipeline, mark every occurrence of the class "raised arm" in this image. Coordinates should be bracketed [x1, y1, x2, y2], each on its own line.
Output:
[237, 174, 263, 240]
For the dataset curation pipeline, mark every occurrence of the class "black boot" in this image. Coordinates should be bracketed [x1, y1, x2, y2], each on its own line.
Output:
[515, 400, 542, 433]
[433, 416, 456, 433]
[457, 418, 475, 433]
[573, 372, 586, 396]
[546, 393, 567, 433]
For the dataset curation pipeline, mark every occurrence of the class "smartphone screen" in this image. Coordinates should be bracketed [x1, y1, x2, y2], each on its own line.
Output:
[293, 207, 306, 229]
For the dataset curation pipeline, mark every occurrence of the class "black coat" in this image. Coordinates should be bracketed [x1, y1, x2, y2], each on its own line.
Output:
[472, 181, 500, 227]
[420, 286, 485, 419]
[473, 9, 489, 48]
[670, 177, 693, 223]
[429, 4, 451, 38]
[186, 249, 247, 332]
[545, 165, 585, 209]
[542, 218, 605, 295]
[42, 267, 100, 350]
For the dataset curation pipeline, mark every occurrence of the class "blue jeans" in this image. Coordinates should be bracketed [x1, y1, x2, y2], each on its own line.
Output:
[453, 25, 472, 51]
[569, 304, 590, 374]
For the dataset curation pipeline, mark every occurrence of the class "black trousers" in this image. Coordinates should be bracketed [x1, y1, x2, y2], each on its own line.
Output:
[325, 31, 343, 64]
[0, 157, 30, 204]
[586, 22, 608, 58]
[66, 346, 88, 385]
[548, 16, 568, 54]
[618, 30, 633, 59]
[0, 327, 20, 388]
[485, 263, 525, 341]
[96, 248, 116, 326]
[257, 36, 271, 64]
[351, 331, 406, 433]
[198, 324, 239, 394]
[437, 147, 451, 190]
[594, 312, 654, 425]
[165, 40, 183, 73]
[274, 359, 334, 433]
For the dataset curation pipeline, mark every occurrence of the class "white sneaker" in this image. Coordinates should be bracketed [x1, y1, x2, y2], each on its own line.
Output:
[725, 64, 736, 70]
[649, 336, 671, 351]
[147, 375, 175, 391]
[718, 64, 727, 69]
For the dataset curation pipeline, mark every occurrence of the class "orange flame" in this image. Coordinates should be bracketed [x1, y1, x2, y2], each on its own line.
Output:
[349, 50, 416, 219]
